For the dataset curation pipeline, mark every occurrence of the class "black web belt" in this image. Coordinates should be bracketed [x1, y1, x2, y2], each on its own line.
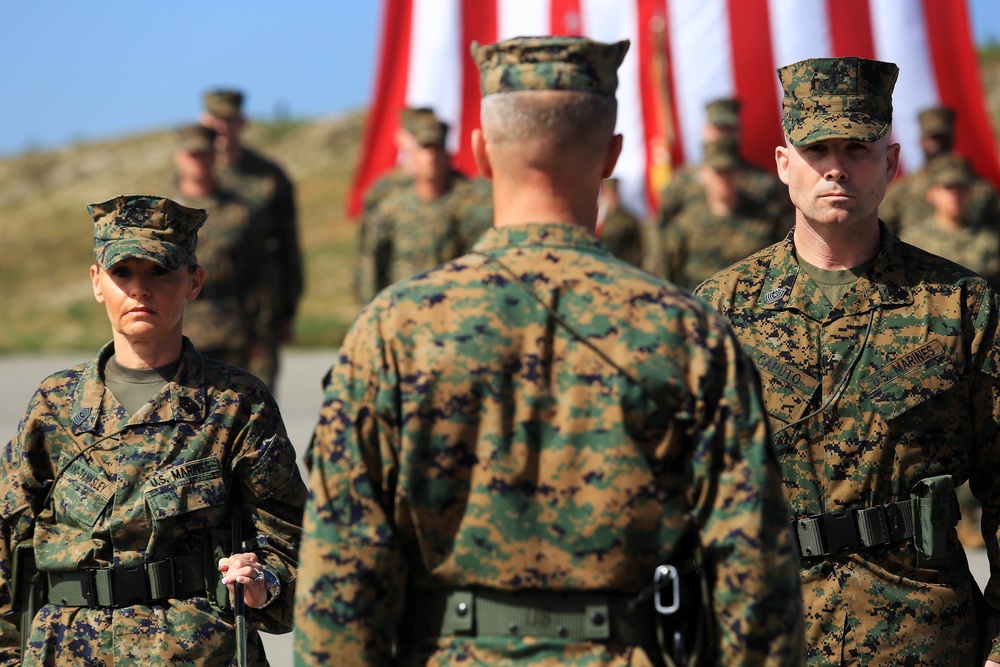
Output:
[404, 588, 657, 645]
[45, 554, 205, 608]
[793, 499, 916, 559]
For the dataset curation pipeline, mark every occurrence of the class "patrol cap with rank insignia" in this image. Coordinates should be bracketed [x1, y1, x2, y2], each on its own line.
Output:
[470, 35, 629, 98]
[778, 56, 898, 146]
[203, 88, 244, 119]
[89, 195, 207, 271]
[399, 107, 449, 147]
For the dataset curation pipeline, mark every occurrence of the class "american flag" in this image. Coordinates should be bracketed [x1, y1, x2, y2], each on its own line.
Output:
[349, 0, 1000, 218]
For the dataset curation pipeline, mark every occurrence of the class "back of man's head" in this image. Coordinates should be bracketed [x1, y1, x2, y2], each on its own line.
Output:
[472, 36, 628, 172]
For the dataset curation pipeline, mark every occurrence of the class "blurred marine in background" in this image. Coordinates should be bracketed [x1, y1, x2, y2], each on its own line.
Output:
[354, 106, 493, 305]
[201, 88, 304, 392]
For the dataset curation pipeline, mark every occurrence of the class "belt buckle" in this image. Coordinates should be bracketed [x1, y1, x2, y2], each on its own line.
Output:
[653, 564, 680, 615]
[819, 508, 861, 555]
[110, 564, 149, 608]
[883, 502, 906, 542]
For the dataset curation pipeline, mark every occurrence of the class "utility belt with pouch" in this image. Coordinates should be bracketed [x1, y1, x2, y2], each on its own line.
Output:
[401, 557, 714, 667]
[9, 526, 239, 659]
[792, 474, 957, 564]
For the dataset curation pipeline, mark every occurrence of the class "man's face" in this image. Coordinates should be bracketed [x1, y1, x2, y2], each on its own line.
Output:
[173, 149, 214, 180]
[200, 112, 244, 149]
[408, 142, 449, 181]
[920, 133, 953, 160]
[926, 183, 969, 221]
[776, 136, 899, 230]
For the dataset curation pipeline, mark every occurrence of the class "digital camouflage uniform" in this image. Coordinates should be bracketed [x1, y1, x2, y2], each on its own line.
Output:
[205, 90, 304, 390]
[656, 163, 792, 234]
[176, 188, 270, 371]
[598, 179, 644, 268]
[651, 137, 784, 290]
[0, 194, 307, 666]
[880, 106, 1000, 234]
[354, 169, 493, 305]
[598, 206, 644, 268]
[898, 154, 1000, 290]
[658, 199, 783, 290]
[296, 35, 804, 667]
[879, 161, 1000, 234]
[696, 57, 1000, 666]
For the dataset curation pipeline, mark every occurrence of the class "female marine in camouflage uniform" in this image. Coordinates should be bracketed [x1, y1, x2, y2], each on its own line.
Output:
[0, 195, 306, 665]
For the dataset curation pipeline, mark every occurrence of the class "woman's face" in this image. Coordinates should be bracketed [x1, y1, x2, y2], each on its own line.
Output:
[90, 258, 204, 345]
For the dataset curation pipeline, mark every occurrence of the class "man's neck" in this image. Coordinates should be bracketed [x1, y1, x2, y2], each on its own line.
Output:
[491, 173, 598, 233]
[793, 216, 881, 270]
[413, 172, 449, 201]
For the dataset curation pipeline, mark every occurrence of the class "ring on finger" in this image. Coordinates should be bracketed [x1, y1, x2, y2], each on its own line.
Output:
[253, 568, 265, 582]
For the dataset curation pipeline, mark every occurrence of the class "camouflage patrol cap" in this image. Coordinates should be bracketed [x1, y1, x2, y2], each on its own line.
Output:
[89, 195, 207, 271]
[918, 106, 956, 138]
[399, 107, 449, 147]
[778, 57, 898, 146]
[927, 154, 972, 188]
[203, 89, 244, 119]
[705, 98, 741, 129]
[470, 35, 629, 97]
[176, 124, 217, 154]
[702, 136, 742, 170]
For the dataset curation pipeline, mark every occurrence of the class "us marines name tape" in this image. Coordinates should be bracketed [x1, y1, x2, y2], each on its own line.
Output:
[147, 457, 221, 489]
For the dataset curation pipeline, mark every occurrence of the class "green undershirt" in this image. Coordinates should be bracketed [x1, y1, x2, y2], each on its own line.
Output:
[104, 354, 181, 417]
[797, 256, 876, 306]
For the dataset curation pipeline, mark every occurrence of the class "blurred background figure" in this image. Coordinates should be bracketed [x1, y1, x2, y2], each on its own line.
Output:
[354, 106, 492, 305]
[200, 89, 303, 392]
[652, 98, 792, 244]
[172, 124, 269, 373]
[899, 154, 1000, 551]
[900, 154, 1000, 288]
[648, 136, 785, 289]
[881, 105, 1000, 234]
[596, 177, 644, 267]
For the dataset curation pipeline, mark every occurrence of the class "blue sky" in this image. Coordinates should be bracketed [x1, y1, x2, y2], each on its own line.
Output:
[1, 1, 998, 157]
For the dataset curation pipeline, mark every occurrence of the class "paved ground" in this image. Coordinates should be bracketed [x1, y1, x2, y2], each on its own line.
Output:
[0, 350, 991, 662]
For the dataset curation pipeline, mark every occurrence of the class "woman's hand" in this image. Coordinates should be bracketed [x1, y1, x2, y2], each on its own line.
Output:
[219, 552, 271, 609]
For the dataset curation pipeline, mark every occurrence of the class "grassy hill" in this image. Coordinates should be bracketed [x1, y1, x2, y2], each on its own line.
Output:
[3, 51, 1000, 355]
[0, 112, 365, 353]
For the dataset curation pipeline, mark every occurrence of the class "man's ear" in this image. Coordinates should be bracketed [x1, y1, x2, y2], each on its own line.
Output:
[472, 129, 493, 180]
[886, 142, 901, 184]
[775, 144, 790, 185]
[601, 133, 624, 179]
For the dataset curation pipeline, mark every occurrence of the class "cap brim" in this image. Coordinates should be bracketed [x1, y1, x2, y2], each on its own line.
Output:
[98, 240, 186, 271]
[784, 113, 890, 146]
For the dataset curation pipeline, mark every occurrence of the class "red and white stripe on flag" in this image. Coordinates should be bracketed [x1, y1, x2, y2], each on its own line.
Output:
[349, 0, 1000, 218]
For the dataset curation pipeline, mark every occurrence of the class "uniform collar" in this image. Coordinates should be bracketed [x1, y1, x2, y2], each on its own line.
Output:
[472, 222, 607, 254]
[759, 222, 913, 318]
[70, 338, 207, 435]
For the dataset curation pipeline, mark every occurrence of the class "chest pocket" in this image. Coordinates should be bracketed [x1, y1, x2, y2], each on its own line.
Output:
[860, 341, 959, 423]
[143, 457, 227, 524]
[743, 344, 819, 425]
[55, 459, 114, 528]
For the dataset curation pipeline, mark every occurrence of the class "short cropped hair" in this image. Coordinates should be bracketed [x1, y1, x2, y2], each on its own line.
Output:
[481, 91, 617, 160]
